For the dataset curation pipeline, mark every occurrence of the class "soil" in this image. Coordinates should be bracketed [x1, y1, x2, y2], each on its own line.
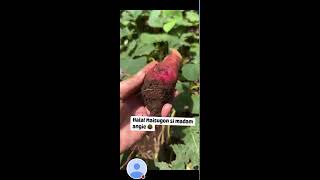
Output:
[137, 79, 176, 161]
[141, 79, 175, 116]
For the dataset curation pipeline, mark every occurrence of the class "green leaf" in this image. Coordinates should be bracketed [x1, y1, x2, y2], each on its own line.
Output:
[171, 144, 189, 164]
[180, 32, 195, 42]
[155, 162, 171, 170]
[175, 15, 194, 27]
[120, 56, 147, 75]
[190, 43, 200, 64]
[162, 10, 181, 17]
[120, 19, 129, 26]
[163, 10, 193, 27]
[120, 27, 131, 39]
[120, 51, 129, 61]
[147, 10, 164, 27]
[191, 94, 200, 114]
[193, 53, 200, 64]
[182, 116, 200, 169]
[169, 38, 187, 49]
[186, 11, 199, 23]
[132, 43, 154, 57]
[139, 33, 186, 49]
[173, 91, 193, 112]
[127, 10, 142, 20]
[121, 11, 131, 20]
[171, 126, 186, 140]
[120, 154, 123, 163]
[190, 43, 199, 54]
[120, 11, 134, 25]
[163, 20, 176, 33]
[126, 40, 137, 54]
[175, 81, 189, 93]
[182, 64, 200, 81]
[120, 150, 131, 169]
[171, 159, 186, 170]
[164, 116, 200, 170]
[139, 33, 172, 44]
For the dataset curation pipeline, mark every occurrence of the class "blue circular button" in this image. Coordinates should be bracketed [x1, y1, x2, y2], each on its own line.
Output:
[126, 158, 147, 179]
[134, 163, 140, 170]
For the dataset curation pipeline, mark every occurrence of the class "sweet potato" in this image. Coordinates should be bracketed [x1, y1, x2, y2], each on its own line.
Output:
[141, 49, 182, 116]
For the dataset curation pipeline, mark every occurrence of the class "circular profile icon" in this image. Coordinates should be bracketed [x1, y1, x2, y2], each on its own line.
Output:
[126, 158, 147, 179]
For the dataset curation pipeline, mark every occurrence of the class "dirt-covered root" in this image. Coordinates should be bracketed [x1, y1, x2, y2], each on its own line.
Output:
[141, 79, 175, 116]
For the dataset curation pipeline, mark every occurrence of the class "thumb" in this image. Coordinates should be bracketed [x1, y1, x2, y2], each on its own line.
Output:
[120, 70, 145, 100]
[120, 61, 158, 100]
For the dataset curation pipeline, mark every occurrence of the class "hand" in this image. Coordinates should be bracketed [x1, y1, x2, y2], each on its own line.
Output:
[120, 62, 174, 153]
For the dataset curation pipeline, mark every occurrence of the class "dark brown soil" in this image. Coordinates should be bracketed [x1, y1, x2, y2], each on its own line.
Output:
[141, 79, 175, 116]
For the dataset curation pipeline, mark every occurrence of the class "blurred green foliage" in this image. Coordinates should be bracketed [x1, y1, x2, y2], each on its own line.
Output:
[120, 10, 199, 170]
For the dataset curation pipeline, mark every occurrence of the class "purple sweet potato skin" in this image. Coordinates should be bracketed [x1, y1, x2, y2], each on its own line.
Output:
[141, 49, 182, 116]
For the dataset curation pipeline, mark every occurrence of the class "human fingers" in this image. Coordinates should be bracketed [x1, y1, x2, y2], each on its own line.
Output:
[120, 107, 148, 153]
[161, 103, 173, 117]
[120, 61, 158, 100]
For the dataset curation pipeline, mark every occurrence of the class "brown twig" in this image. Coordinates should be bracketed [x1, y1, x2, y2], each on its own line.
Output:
[167, 109, 176, 144]
[160, 126, 165, 145]
[120, 146, 137, 170]
[167, 125, 170, 144]
[142, 88, 155, 92]
[153, 136, 159, 160]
